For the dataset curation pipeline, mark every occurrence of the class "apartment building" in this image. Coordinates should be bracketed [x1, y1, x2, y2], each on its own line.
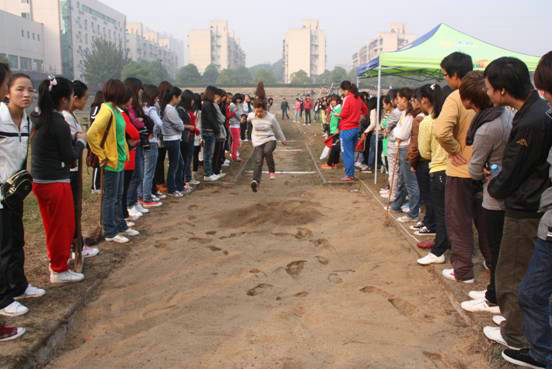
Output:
[187, 20, 245, 74]
[127, 22, 184, 78]
[283, 20, 326, 84]
[352, 23, 417, 68]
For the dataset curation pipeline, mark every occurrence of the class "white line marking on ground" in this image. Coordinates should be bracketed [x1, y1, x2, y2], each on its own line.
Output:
[244, 171, 317, 175]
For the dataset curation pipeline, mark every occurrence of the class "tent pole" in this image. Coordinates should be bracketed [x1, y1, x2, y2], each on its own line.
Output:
[375, 63, 382, 185]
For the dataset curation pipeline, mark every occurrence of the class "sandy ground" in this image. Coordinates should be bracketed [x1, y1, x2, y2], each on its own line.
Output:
[43, 120, 492, 369]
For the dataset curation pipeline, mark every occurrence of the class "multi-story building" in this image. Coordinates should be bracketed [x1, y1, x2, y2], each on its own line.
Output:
[1, 0, 126, 81]
[187, 20, 245, 74]
[127, 22, 184, 78]
[352, 23, 416, 68]
[0, 0, 63, 76]
[283, 20, 326, 84]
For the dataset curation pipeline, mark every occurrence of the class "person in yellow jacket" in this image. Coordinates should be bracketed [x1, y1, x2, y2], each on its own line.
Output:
[416, 83, 450, 266]
[87, 80, 138, 244]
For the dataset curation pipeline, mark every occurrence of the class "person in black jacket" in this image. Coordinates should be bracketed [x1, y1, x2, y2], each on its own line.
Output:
[201, 86, 221, 181]
[31, 76, 86, 285]
[481, 57, 552, 351]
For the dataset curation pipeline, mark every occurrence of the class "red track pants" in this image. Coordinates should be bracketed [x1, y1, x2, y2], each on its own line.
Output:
[32, 183, 74, 273]
[230, 127, 241, 161]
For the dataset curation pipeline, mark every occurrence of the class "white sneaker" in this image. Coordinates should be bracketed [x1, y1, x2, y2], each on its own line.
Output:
[469, 290, 487, 300]
[417, 253, 446, 265]
[483, 326, 521, 350]
[189, 179, 200, 185]
[493, 315, 506, 326]
[167, 192, 183, 198]
[354, 162, 362, 169]
[15, 284, 46, 300]
[461, 298, 501, 314]
[401, 205, 410, 214]
[359, 164, 369, 171]
[216, 173, 227, 180]
[222, 159, 230, 167]
[204, 175, 219, 182]
[127, 207, 142, 219]
[0, 301, 28, 317]
[105, 234, 130, 244]
[50, 269, 84, 284]
[126, 221, 135, 228]
[82, 246, 99, 258]
[397, 215, 416, 223]
[135, 203, 149, 214]
[442, 268, 475, 284]
[0, 327, 26, 342]
[124, 228, 140, 237]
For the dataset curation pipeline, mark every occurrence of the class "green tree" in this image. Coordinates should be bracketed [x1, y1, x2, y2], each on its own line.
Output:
[331, 66, 348, 83]
[254, 68, 276, 85]
[316, 69, 332, 84]
[202, 64, 219, 84]
[149, 60, 170, 85]
[0, 55, 8, 65]
[348, 68, 358, 82]
[234, 66, 253, 84]
[82, 38, 128, 87]
[176, 64, 202, 85]
[290, 70, 312, 85]
[122, 61, 154, 84]
[216, 67, 252, 85]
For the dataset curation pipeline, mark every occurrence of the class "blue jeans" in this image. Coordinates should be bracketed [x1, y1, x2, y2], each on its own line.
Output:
[519, 238, 552, 366]
[102, 170, 128, 238]
[180, 138, 194, 183]
[368, 134, 380, 170]
[143, 142, 158, 202]
[165, 140, 182, 193]
[391, 147, 420, 218]
[127, 145, 144, 207]
[202, 132, 216, 177]
[340, 128, 359, 178]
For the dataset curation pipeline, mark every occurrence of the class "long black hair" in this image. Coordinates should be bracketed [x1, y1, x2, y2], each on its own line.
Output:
[397, 87, 414, 116]
[160, 86, 182, 117]
[72, 80, 88, 99]
[340, 80, 360, 97]
[417, 83, 444, 119]
[142, 84, 159, 107]
[124, 77, 144, 116]
[0, 63, 10, 86]
[179, 89, 195, 112]
[36, 76, 73, 124]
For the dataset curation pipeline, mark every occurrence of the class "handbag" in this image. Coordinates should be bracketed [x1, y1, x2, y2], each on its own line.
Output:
[1, 117, 33, 209]
[355, 134, 367, 153]
[86, 114, 113, 167]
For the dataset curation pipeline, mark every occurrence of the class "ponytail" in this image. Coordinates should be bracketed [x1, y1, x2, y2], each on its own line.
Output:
[418, 83, 444, 119]
[254, 81, 267, 110]
[160, 86, 182, 117]
[36, 75, 73, 125]
[398, 87, 414, 117]
[340, 80, 359, 98]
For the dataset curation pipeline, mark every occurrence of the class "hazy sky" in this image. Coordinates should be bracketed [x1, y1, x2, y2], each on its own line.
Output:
[114, 0, 549, 69]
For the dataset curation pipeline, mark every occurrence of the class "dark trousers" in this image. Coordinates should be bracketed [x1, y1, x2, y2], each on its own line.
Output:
[122, 170, 133, 218]
[240, 123, 247, 141]
[154, 146, 167, 187]
[416, 160, 435, 231]
[305, 109, 312, 124]
[213, 141, 225, 175]
[193, 145, 201, 172]
[253, 141, 277, 183]
[481, 208, 505, 305]
[497, 216, 539, 348]
[102, 169, 128, 239]
[430, 171, 449, 257]
[519, 238, 552, 365]
[282, 110, 289, 120]
[0, 200, 27, 310]
[327, 138, 341, 166]
[247, 122, 253, 141]
[180, 138, 194, 183]
[445, 177, 491, 281]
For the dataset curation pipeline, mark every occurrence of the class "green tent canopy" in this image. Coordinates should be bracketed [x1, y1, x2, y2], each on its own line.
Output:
[356, 23, 541, 80]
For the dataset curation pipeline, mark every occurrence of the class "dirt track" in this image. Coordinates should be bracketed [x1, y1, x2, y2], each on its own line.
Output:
[45, 119, 490, 369]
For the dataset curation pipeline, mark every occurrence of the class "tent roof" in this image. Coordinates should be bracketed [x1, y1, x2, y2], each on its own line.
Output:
[356, 23, 541, 79]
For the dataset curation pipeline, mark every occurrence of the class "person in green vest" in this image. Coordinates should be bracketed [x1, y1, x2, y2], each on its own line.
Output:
[321, 95, 342, 169]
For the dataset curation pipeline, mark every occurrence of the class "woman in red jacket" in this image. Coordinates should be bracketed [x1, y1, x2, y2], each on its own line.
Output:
[121, 89, 141, 223]
[338, 81, 367, 182]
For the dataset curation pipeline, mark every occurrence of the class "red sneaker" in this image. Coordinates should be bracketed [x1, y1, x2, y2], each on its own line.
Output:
[142, 201, 162, 208]
[339, 176, 354, 182]
[417, 240, 434, 250]
[0, 324, 25, 342]
[320, 164, 335, 169]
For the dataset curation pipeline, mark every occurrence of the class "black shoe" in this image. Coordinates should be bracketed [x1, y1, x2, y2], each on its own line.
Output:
[502, 349, 545, 369]
[250, 180, 258, 193]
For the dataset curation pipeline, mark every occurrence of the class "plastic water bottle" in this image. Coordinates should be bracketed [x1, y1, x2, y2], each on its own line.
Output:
[490, 164, 501, 177]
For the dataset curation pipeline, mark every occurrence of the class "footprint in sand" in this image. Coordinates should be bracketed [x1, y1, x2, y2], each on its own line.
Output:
[206, 231, 217, 236]
[207, 246, 222, 252]
[276, 291, 309, 301]
[286, 261, 307, 278]
[247, 283, 274, 296]
[189, 237, 212, 245]
[295, 228, 313, 240]
[315, 256, 329, 265]
[360, 285, 418, 317]
[328, 269, 355, 284]
[312, 239, 331, 249]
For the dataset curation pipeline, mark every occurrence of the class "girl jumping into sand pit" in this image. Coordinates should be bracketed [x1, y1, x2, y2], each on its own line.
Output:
[248, 82, 287, 193]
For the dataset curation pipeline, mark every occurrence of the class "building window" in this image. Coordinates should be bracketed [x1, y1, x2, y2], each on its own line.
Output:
[32, 33, 35, 40]
[27, 31, 30, 39]
[21, 30, 25, 37]
[37, 34, 40, 41]
[20, 57, 32, 71]
[8, 55, 19, 69]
